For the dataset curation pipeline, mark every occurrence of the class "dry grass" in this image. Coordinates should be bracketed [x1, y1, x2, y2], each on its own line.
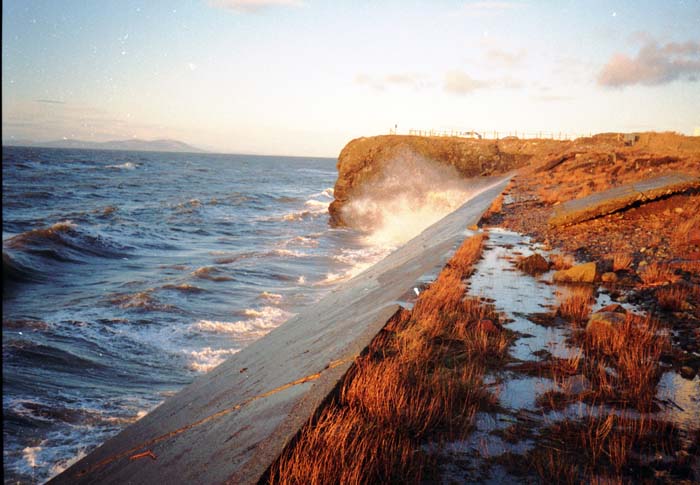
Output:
[637, 263, 680, 286]
[582, 314, 667, 409]
[505, 411, 687, 483]
[481, 194, 504, 222]
[537, 186, 562, 205]
[673, 213, 700, 246]
[611, 253, 633, 272]
[550, 253, 575, 270]
[557, 287, 594, 325]
[656, 285, 690, 311]
[268, 233, 512, 484]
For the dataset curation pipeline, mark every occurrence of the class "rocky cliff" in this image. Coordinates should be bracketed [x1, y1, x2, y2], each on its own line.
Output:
[328, 135, 568, 226]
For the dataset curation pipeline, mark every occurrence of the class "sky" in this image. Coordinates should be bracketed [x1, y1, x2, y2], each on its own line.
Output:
[2, 0, 699, 157]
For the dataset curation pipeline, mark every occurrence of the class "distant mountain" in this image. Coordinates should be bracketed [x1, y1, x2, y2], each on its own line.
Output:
[3, 138, 206, 153]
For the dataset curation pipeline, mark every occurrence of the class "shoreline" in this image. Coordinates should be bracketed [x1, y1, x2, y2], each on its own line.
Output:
[51, 131, 699, 483]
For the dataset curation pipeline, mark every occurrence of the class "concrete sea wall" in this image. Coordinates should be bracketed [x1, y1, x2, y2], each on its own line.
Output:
[52, 177, 509, 485]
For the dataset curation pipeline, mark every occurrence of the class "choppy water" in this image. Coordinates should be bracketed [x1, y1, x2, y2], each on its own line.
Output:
[2, 146, 389, 483]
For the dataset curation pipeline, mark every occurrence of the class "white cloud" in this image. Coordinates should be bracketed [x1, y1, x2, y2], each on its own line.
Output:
[443, 70, 487, 94]
[598, 37, 700, 88]
[209, 0, 305, 13]
[356, 73, 431, 91]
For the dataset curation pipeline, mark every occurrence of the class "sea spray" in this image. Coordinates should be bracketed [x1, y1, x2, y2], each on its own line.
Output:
[340, 150, 478, 247]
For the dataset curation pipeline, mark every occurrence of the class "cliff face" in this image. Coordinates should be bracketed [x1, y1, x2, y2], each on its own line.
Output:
[329, 135, 567, 226]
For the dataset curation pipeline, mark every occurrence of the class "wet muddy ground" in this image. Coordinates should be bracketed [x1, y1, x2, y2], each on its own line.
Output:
[434, 229, 699, 483]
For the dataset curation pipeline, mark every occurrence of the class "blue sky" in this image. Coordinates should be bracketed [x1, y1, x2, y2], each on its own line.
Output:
[2, 0, 699, 156]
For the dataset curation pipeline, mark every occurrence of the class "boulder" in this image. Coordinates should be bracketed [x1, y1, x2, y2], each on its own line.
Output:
[516, 253, 550, 275]
[598, 303, 627, 314]
[553, 262, 597, 283]
[585, 311, 627, 340]
[686, 228, 700, 246]
[680, 366, 697, 380]
[601, 272, 618, 283]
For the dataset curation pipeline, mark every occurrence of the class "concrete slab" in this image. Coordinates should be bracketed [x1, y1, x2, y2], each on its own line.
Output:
[51, 177, 510, 485]
[549, 172, 700, 227]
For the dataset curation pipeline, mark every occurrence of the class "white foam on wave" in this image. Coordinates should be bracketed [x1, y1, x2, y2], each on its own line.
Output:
[48, 449, 87, 478]
[340, 151, 477, 248]
[276, 189, 333, 222]
[191, 306, 293, 340]
[285, 235, 319, 248]
[23, 444, 43, 469]
[260, 291, 283, 301]
[271, 249, 305, 258]
[318, 246, 393, 285]
[187, 347, 240, 373]
[106, 162, 137, 170]
[304, 199, 331, 211]
[311, 187, 335, 199]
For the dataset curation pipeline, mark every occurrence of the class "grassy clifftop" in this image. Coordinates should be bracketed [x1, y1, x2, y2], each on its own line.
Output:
[329, 134, 567, 225]
[329, 132, 700, 226]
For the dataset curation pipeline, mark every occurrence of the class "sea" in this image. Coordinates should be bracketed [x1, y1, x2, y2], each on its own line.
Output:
[2, 146, 393, 484]
[2, 145, 483, 484]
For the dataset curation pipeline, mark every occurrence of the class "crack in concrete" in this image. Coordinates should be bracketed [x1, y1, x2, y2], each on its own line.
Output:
[72, 359, 349, 478]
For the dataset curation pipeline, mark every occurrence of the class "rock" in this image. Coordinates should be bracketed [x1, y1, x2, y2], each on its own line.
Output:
[679, 366, 697, 380]
[329, 135, 567, 226]
[686, 228, 700, 246]
[601, 272, 618, 283]
[562, 374, 591, 395]
[585, 311, 627, 340]
[516, 253, 550, 275]
[598, 303, 626, 314]
[553, 262, 597, 283]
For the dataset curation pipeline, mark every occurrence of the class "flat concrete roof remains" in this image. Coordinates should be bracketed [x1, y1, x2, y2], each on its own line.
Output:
[549, 172, 700, 228]
[52, 176, 510, 485]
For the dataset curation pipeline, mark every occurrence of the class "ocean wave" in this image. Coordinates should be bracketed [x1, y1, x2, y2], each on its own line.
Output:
[3, 221, 129, 267]
[2, 318, 50, 331]
[191, 266, 234, 282]
[284, 235, 320, 248]
[186, 347, 240, 373]
[340, 151, 478, 247]
[259, 291, 283, 301]
[3, 251, 43, 286]
[191, 306, 292, 339]
[161, 283, 206, 293]
[310, 187, 335, 199]
[107, 290, 180, 312]
[275, 200, 330, 223]
[105, 162, 137, 170]
[317, 246, 392, 285]
[304, 199, 331, 211]
[213, 248, 305, 265]
[4, 340, 105, 372]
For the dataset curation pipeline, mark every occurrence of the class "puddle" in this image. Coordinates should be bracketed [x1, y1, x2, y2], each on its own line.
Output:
[656, 372, 700, 429]
[468, 229, 575, 361]
[496, 375, 556, 410]
[438, 228, 698, 481]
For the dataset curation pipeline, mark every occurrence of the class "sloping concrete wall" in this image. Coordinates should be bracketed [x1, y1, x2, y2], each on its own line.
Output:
[52, 177, 510, 485]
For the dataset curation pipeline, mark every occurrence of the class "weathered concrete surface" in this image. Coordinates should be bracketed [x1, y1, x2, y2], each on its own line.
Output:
[52, 177, 510, 485]
[549, 172, 700, 227]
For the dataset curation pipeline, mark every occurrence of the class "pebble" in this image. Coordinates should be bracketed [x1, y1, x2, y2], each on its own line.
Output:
[679, 366, 697, 380]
